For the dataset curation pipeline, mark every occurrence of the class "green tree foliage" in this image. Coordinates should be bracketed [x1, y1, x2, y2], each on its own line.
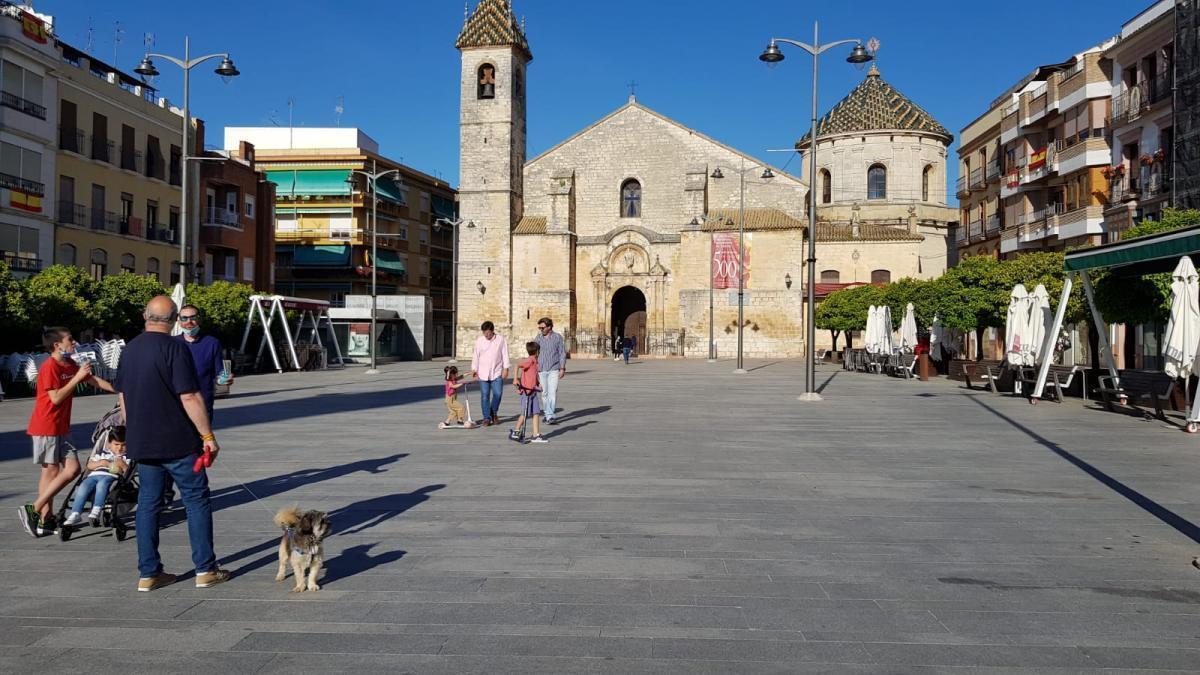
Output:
[185, 280, 256, 346]
[815, 283, 882, 350]
[0, 261, 33, 352]
[95, 272, 166, 337]
[1092, 208, 1200, 325]
[941, 255, 1008, 328]
[21, 265, 100, 337]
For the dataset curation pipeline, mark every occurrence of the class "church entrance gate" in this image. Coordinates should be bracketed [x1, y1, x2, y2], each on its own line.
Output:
[610, 285, 647, 356]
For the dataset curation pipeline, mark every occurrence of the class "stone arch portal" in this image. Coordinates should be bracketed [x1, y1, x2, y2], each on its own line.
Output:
[610, 285, 647, 355]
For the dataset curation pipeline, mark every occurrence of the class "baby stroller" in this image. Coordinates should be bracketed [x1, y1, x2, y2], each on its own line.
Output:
[55, 405, 138, 542]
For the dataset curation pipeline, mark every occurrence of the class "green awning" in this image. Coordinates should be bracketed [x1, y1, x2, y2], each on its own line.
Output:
[374, 177, 406, 205]
[1064, 225, 1200, 276]
[375, 249, 406, 275]
[432, 194, 456, 220]
[267, 170, 351, 198]
[281, 244, 350, 267]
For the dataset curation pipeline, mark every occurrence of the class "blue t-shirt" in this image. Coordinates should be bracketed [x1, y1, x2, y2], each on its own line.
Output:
[116, 331, 201, 460]
[177, 333, 224, 415]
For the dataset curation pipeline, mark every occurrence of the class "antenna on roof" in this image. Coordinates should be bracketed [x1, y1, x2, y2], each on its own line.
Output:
[85, 17, 94, 53]
[335, 95, 344, 127]
[113, 21, 124, 66]
[144, 32, 154, 52]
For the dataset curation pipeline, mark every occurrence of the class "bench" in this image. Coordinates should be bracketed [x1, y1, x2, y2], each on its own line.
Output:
[1014, 364, 1081, 403]
[961, 360, 1004, 392]
[1096, 370, 1176, 420]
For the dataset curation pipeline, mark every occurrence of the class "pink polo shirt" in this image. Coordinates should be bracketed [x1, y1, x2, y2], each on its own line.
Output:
[471, 334, 511, 381]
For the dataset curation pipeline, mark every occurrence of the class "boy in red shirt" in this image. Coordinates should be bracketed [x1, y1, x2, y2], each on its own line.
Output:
[508, 342, 547, 444]
[20, 327, 115, 537]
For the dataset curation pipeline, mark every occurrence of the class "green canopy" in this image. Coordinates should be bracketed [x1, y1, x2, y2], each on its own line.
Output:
[374, 249, 406, 275]
[282, 244, 350, 267]
[374, 177, 406, 205]
[267, 170, 352, 198]
[1064, 225, 1200, 276]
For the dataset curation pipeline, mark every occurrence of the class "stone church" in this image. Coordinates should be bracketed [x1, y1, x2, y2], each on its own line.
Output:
[453, 0, 957, 358]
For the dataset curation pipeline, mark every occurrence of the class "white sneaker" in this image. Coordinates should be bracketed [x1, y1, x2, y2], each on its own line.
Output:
[528, 436, 548, 444]
[63, 512, 82, 526]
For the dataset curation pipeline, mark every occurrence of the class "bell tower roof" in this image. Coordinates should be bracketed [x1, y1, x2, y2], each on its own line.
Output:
[456, 0, 532, 60]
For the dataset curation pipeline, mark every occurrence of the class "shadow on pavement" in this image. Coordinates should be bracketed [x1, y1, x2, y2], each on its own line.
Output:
[320, 543, 408, 585]
[553, 406, 610, 424]
[816, 370, 839, 394]
[964, 393, 1200, 545]
[547, 420, 596, 439]
[211, 453, 407, 514]
[331, 484, 445, 535]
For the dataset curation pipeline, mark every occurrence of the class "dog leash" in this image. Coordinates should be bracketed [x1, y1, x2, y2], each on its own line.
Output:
[208, 455, 278, 521]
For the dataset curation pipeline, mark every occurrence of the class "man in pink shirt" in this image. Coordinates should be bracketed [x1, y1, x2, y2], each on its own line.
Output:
[470, 321, 510, 426]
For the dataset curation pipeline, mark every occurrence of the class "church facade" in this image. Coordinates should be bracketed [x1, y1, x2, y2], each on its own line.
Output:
[454, 0, 957, 358]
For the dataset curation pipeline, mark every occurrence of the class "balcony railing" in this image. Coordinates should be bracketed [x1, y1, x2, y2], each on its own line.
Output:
[90, 136, 114, 163]
[970, 167, 985, 188]
[119, 147, 143, 173]
[58, 126, 85, 153]
[203, 206, 242, 228]
[968, 218, 983, 241]
[0, 90, 46, 119]
[1144, 172, 1171, 198]
[986, 158, 1001, 182]
[956, 175, 969, 196]
[985, 213, 1001, 233]
[1, 251, 41, 273]
[56, 200, 86, 226]
[121, 215, 143, 237]
[1003, 100, 1019, 116]
[1111, 176, 1141, 203]
[1149, 70, 1173, 106]
[145, 223, 175, 244]
[0, 171, 43, 196]
[146, 154, 165, 180]
[89, 208, 121, 233]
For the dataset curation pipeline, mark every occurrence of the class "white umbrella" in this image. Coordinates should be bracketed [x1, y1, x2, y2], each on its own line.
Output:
[865, 305, 879, 355]
[930, 314, 944, 362]
[900, 302, 919, 354]
[1004, 284, 1029, 366]
[170, 282, 186, 336]
[878, 305, 896, 355]
[1164, 256, 1200, 380]
[1026, 284, 1052, 366]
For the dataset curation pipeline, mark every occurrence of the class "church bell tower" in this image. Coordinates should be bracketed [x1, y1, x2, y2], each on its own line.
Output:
[455, 0, 531, 357]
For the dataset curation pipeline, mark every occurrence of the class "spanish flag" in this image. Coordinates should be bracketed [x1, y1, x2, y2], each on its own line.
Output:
[10, 190, 43, 213]
[20, 11, 48, 44]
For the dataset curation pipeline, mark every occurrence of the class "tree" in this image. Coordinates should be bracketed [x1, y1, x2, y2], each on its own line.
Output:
[815, 283, 882, 352]
[95, 272, 166, 338]
[21, 265, 100, 338]
[0, 261, 34, 352]
[185, 281, 256, 347]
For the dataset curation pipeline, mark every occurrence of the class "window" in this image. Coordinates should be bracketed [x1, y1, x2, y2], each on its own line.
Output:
[120, 253, 135, 274]
[57, 243, 76, 266]
[245, 195, 255, 218]
[398, 224, 408, 241]
[146, 200, 159, 230]
[0, 141, 43, 191]
[867, 164, 887, 200]
[1, 60, 45, 118]
[169, 261, 181, 285]
[513, 66, 524, 98]
[820, 169, 831, 204]
[922, 165, 933, 202]
[871, 269, 891, 284]
[620, 179, 641, 218]
[820, 269, 840, 283]
[477, 63, 496, 99]
[147, 257, 160, 280]
[89, 248, 107, 281]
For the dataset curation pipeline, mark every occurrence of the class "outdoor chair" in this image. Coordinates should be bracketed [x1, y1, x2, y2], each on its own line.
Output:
[1095, 370, 1176, 422]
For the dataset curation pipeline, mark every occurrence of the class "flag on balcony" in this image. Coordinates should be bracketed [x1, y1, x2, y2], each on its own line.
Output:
[20, 11, 48, 44]
[9, 189, 42, 213]
[1028, 147, 1048, 171]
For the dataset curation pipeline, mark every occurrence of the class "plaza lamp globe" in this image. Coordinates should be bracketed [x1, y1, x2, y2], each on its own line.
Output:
[761, 168, 775, 179]
[758, 42, 784, 64]
[214, 57, 240, 78]
[134, 56, 159, 78]
[846, 42, 873, 68]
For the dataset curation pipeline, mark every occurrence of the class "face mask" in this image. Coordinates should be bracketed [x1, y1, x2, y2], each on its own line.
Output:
[182, 326, 200, 337]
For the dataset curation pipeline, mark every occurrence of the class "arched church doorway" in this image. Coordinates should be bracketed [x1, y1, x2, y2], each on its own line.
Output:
[611, 285, 647, 355]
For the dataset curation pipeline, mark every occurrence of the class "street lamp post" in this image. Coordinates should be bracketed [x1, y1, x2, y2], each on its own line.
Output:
[135, 37, 240, 288]
[434, 216, 475, 363]
[760, 22, 873, 400]
[690, 213, 733, 362]
[347, 162, 403, 375]
[709, 160, 775, 373]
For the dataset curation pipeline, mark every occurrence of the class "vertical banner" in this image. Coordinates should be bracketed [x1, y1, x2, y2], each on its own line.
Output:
[711, 232, 751, 289]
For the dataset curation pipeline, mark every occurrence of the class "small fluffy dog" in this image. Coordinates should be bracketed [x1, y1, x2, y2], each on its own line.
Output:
[274, 506, 331, 592]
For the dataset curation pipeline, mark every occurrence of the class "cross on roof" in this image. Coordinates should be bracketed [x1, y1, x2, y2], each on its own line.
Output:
[627, 80, 639, 100]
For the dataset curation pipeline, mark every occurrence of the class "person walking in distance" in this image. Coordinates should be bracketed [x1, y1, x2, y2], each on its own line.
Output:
[533, 317, 566, 425]
[118, 296, 229, 592]
[470, 321, 510, 427]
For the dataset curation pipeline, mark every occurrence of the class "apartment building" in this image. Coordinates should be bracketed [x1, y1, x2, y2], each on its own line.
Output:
[956, 104, 1003, 259]
[0, 4, 56, 277]
[1102, 0, 1175, 238]
[54, 40, 183, 283]
[223, 127, 456, 355]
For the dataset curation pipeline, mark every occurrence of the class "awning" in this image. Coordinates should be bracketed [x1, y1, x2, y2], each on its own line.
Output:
[267, 170, 352, 198]
[1064, 225, 1200, 276]
[374, 177, 406, 205]
[374, 249, 406, 275]
[281, 244, 350, 267]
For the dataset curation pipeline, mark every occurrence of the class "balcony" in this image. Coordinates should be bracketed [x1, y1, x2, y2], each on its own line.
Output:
[0, 171, 43, 196]
[0, 90, 46, 120]
[1, 251, 41, 273]
[56, 200, 87, 226]
[1144, 172, 1171, 199]
[90, 136, 114, 164]
[968, 218, 983, 242]
[986, 158, 1001, 182]
[89, 208, 121, 233]
[276, 227, 362, 244]
[169, 163, 182, 186]
[969, 167, 985, 189]
[956, 175, 970, 198]
[202, 206, 242, 229]
[1148, 71, 1173, 106]
[119, 147, 143, 173]
[1110, 176, 1140, 203]
[58, 126, 85, 153]
[145, 155, 165, 181]
[985, 213, 1001, 234]
[145, 223, 176, 244]
[121, 215, 143, 237]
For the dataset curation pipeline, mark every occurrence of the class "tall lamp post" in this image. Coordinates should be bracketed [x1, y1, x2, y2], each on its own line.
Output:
[347, 162, 403, 375]
[690, 213, 733, 362]
[709, 158, 775, 373]
[434, 216, 475, 363]
[135, 38, 240, 287]
[759, 23, 873, 400]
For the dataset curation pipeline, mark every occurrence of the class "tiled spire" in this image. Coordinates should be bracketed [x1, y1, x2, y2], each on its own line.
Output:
[797, 68, 950, 147]
[455, 0, 532, 60]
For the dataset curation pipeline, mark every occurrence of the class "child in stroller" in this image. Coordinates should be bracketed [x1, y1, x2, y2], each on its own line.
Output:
[55, 405, 138, 541]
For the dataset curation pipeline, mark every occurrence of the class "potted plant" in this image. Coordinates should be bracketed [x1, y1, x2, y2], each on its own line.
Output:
[1139, 154, 1154, 166]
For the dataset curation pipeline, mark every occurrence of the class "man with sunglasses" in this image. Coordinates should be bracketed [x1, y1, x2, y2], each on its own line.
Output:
[533, 317, 565, 425]
[175, 304, 231, 423]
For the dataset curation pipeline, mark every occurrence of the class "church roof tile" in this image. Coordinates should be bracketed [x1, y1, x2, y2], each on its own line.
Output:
[816, 222, 924, 242]
[701, 208, 805, 231]
[456, 0, 532, 59]
[513, 215, 546, 234]
[797, 66, 951, 147]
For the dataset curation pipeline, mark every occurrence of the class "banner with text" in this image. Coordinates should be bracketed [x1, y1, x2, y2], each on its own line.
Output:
[712, 232, 751, 289]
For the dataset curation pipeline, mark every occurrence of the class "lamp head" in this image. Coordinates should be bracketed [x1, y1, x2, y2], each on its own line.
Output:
[690, 217, 700, 226]
[214, 57, 240, 78]
[710, 167, 724, 180]
[134, 56, 159, 78]
[761, 168, 775, 180]
[759, 41, 784, 64]
[847, 43, 873, 66]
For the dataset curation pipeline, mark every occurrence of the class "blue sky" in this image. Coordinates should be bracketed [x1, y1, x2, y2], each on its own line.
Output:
[37, 0, 1147, 190]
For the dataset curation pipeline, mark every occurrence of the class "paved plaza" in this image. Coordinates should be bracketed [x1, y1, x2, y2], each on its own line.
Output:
[1, 359, 1200, 673]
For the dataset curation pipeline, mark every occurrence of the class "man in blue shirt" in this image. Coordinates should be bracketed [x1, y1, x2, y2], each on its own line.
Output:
[176, 304, 230, 421]
[533, 317, 566, 424]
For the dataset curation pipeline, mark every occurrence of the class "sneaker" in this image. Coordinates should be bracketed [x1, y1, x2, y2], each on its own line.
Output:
[482, 418, 492, 427]
[195, 569, 231, 588]
[528, 436, 548, 444]
[88, 514, 101, 528]
[36, 515, 56, 536]
[63, 512, 82, 527]
[137, 572, 177, 592]
[491, 415, 500, 426]
[545, 417, 558, 425]
[462, 421, 478, 429]
[17, 504, 37, 537]
[437, 422, 450, 430]
[508, 428, 523, 442]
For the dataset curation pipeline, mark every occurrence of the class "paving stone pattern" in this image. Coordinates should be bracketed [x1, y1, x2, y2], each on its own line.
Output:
[1, 359, 1199, 672]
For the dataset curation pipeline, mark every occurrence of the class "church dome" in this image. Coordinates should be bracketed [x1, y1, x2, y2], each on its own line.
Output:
[456, 0, 532, 60]
[797, 66, 950, 148]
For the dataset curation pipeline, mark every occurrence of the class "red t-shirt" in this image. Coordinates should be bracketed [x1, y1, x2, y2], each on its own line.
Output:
[517, 356, 539, 391]
[27, 356, 83, 436]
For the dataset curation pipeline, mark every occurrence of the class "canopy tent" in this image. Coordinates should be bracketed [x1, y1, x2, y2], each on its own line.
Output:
[239, 295, 345, 373]
[1032, 224, 1200, 430]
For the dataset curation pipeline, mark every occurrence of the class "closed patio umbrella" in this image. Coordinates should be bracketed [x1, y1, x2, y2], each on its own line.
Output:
[1026, 284, 1052, 366]
[900, 303, 919, 354]
[930, 314, 944, 362]
[865, 305, 879, 355]
[1164, 256, 1200, 380]
[878, 305, 896, 355]
[1004, 284, 1029, 366]
[169, 282, 186, 336]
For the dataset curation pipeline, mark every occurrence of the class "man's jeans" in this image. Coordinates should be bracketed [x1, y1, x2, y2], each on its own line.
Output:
[71, 473, 116, 514]
[538, 370, 560, 421]
[479, 378, 503, 420]
[136, 454, 216, 577]
[622, 346, 631, 364]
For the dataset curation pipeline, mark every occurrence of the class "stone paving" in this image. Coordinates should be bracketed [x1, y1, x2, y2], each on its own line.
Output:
[1, 358, 1200, 673]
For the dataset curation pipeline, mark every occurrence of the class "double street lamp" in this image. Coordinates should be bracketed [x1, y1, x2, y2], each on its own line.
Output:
[434, 216, 475, 363]
[135, 37, 240, 287]
[759, 22, 873, 400]
[346, 163, 403, 375]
